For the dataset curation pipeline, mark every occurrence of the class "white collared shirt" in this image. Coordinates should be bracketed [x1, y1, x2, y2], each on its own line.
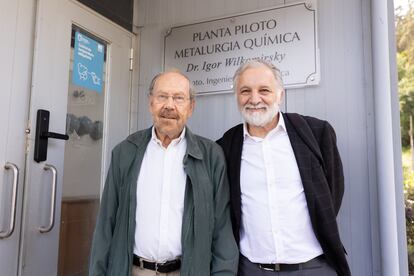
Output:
[240, 113, 323, 264]
[133, 127, 187, 262]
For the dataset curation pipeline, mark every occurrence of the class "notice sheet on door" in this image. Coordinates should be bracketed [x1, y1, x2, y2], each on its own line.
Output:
[72, 31, 104, 93]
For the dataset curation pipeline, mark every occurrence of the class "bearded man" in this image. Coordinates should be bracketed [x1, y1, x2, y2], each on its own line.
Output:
[217, 60, 350, 276]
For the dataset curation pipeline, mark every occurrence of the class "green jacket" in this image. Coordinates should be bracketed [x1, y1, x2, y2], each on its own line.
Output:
[89, 127, 238, 276]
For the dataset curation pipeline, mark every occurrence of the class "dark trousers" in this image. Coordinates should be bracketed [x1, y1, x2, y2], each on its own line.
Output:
[238, 254, 337, 276]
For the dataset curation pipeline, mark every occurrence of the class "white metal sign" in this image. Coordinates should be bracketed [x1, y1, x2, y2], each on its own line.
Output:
[164, 1, 319, 94]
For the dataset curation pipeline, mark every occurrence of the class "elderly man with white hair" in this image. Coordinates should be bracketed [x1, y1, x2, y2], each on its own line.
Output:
[217, 60, 350, 276]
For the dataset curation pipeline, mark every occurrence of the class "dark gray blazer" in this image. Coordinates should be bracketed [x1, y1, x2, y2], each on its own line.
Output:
[217, 112, 351, 276]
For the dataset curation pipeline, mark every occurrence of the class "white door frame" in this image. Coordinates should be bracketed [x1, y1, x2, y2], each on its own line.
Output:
[18, 0, 137, 274]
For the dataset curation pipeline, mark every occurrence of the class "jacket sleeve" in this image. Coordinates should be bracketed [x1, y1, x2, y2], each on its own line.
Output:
[210, 147, 239, 276]
[89, 149, 120, 275]
[320, 121, 345, 215]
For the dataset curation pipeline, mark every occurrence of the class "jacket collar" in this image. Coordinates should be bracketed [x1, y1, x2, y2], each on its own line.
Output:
[126, 127, 152, 150]
[282, 113, 316, 210]
[184, 127, 203, 160]
[126, 126, 203, 160]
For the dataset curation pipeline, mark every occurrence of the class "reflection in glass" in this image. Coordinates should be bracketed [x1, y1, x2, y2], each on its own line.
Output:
[58, 27, 107, 276]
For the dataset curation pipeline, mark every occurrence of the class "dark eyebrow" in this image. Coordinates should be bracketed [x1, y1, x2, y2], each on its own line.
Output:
[259, 86, 272, 90]
[238, 86, 251, 90]
[154, 91, 187, 96]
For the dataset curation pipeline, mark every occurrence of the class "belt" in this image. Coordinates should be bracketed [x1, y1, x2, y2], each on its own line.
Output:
[255, 255, 324, 272]
[133, 255, 181, 273]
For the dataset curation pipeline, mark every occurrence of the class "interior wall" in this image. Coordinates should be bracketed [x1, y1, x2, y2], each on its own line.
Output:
[134, 0, 380, 275]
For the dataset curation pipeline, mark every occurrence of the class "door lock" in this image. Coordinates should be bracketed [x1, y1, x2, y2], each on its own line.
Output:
[34, 109, 69, 162]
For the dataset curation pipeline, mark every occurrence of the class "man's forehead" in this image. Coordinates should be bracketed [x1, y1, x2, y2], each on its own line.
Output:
[156, 72, 188, 84]
[154, 73, 190, 92]
[240, 65, 274, 77]
[238, 68, 277, 85]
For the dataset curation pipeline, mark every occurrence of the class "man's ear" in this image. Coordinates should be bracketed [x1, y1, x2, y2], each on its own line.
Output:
[147, 94, 152, 111]
[189, 99, 195, 115]
[278, 89, 285, 106]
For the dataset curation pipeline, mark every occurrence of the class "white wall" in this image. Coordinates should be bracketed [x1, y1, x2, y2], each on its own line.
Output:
[134, 0, 403, 274]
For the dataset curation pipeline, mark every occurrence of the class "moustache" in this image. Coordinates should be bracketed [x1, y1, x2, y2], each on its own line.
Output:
[243, 103, 268, 111]
[160, 109, 179, 119]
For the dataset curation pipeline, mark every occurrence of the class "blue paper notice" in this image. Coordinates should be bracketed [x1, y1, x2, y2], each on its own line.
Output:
[73, 31, 104, 93]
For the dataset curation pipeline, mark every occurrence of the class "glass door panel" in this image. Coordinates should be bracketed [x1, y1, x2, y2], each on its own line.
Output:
[22, 0, 133, 274]
[58, 27, 107, 276]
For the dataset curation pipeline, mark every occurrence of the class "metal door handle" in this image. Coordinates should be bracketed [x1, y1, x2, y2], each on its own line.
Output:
[0, 162, 19, 239]
[39, 164, 57, 233]
[34, 109, 69, 162]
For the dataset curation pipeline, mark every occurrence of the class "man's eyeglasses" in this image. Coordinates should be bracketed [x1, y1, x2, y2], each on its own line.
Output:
[151, 93, 190, 105]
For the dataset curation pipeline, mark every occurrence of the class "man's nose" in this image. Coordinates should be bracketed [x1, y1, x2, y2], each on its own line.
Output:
[164, 95, 175, 107]
[249, 91, 262, 105]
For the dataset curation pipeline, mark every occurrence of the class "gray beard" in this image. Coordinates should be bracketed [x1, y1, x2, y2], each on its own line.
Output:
[240, 102, 279, 127]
